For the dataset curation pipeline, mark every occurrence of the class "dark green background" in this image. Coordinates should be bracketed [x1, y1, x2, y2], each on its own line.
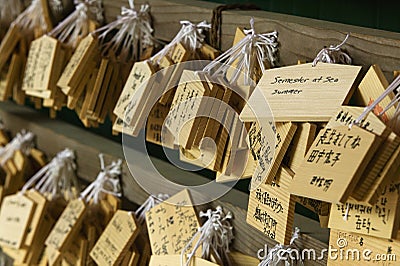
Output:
[205, 0, 400, 33]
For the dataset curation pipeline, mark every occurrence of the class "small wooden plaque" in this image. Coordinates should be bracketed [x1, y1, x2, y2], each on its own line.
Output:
[329, 180, 400, 239]
[90, 210, 139, 266]
[0, 193, 36, 248]
[289, 125, 379, 203]
[145, 189, 201, 256]
[247, 166, 296, 244]
[45, 198, 86, 252]
[240, 63, 362, 122]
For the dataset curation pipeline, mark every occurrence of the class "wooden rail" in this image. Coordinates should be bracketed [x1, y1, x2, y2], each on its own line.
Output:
[103, 0, 400, 80]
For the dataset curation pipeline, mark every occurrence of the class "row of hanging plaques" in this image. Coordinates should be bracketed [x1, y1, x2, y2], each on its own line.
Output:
[0, 0, 400, 265]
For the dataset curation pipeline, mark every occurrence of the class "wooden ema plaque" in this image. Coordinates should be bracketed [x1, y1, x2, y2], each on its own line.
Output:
[353, 64, 396, 122]
[0, 194, 36, 249]
[289, 124, 380, 203]
[145, 55, 176, 146]
[365, 145, 400, 205]
[329, 179, 400, 239]
[45, 198, 86, 254]
[283, 123, 317, 174]
[0, 24, 20, 72]
[62, 236, 87, 265]
[248, 121, 297, 186]
[24, 189, 49, 247]
[0, 52, 22, 101]
[22, 35, 61, 98]
[57, 34, 98, 95]
[127, 74, 173, 137]
[145, 189, 201, 256]
[113, 61, 155, 121]
[247, 166, 296, 245]
[240, 62, 362, 122]
[165, 70, 211, 149]
[328, 229, 399, 265]
[158, 42, 191, 106]
[90, 210, 139, 266]
[326, 106, 399, 203]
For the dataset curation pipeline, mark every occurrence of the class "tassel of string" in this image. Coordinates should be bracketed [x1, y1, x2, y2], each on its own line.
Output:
[202, 17, 278, 87]
[21, 148, 78, 200]
[351, 75, 400, 134]
[149, 20, 211, 64]
[181, 206, 234, 266]
[80, 154, 122, 204]
[0, 130, 34, 166]
[12, 0, 49, 33]
[258, 227, 303, 266]
[94, 0, 155, 62]
[49, 0, 103, 49]
[312, 34, 352, 66]
[134, 193, 170, 225]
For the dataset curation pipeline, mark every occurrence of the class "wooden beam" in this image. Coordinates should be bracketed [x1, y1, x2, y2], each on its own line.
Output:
[101, 0, 400, 79]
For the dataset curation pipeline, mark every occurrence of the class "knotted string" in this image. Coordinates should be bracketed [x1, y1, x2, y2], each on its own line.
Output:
[12, 0, 49, 34]
[21, 148, 78, 200]
[312, 34, 352, 66]
[351, 75, 400, 133]
[0, 130, 34, 166]
[94, 0, 155, 62]
[203, 17, 278, 87]
[49, 0, 104, 49]
[134, 193, 169, 225]
[80, 154, 122, 204]
[50, 0, 64, 15]
[181, 206, 234, 266]
[259, 227, 303, 266]
[149, 20, 211, 64]
[0, 0, 24, 28]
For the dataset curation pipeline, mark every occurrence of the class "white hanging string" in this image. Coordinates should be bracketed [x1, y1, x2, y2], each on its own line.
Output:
[202, 17, 278, 87]
[0, 130, 34, 166]
[0, 0, 24, 28]
[12, 0, 49, 33]
[80, 154, 122, 204]
[149, 20, 211, 64]
[21, 148, 78, 200]
[134, 193, 169, 225]
[49, 0, 64, 15]
[49, 0, 104, 49]
[259, 227, 303, 266]
[181, 206, 234, 266]
[312, 34, 352, 66]
[94, 0, 155, 62]
[351, 75, 400, 132]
